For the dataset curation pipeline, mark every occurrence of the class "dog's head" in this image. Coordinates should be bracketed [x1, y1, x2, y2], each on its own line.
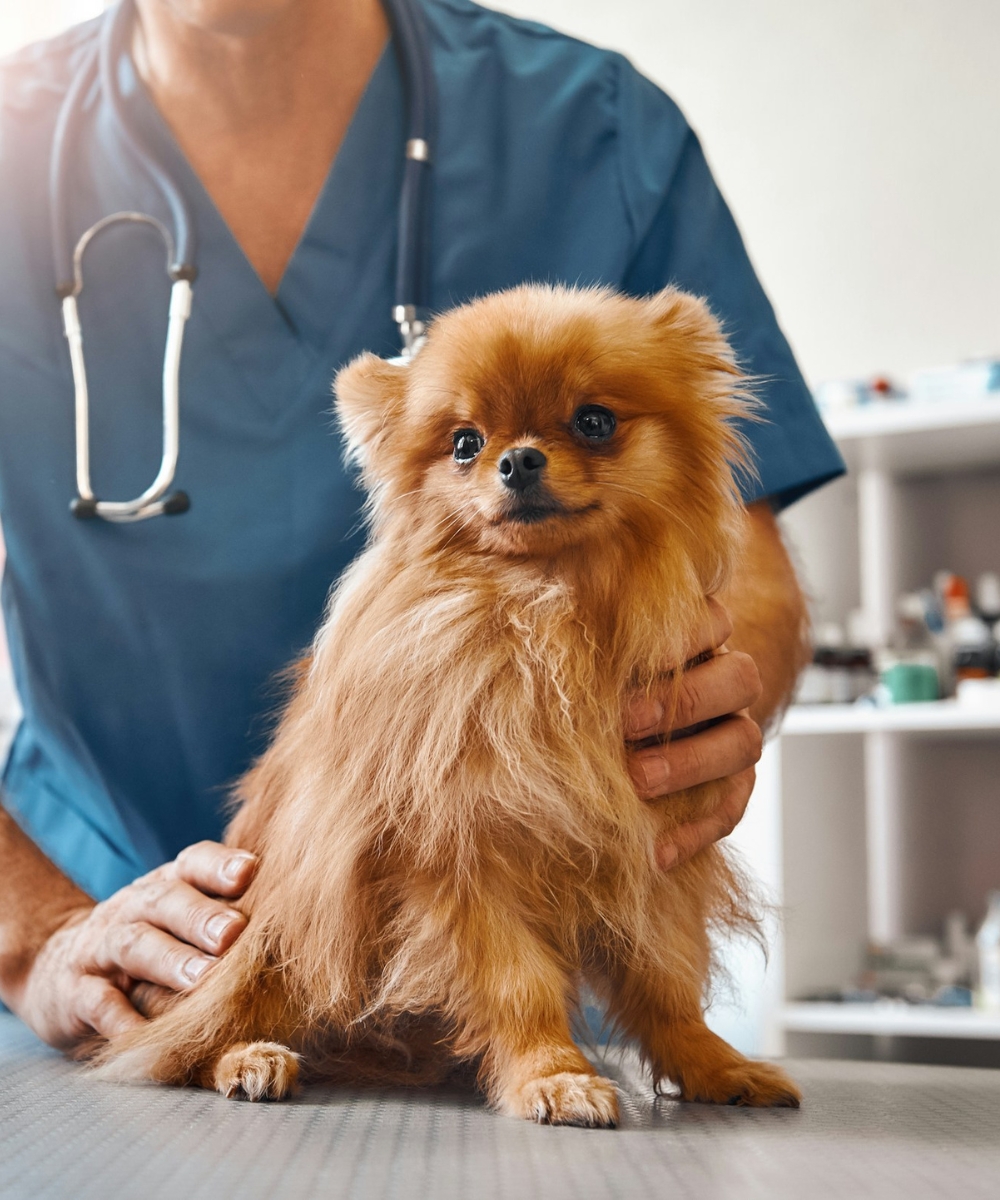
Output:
[335, 285, 753, 584]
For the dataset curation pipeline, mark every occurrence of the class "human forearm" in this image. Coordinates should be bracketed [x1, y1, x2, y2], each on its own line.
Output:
[0, 806, 92, 1009]
[720, 500, 810, 733]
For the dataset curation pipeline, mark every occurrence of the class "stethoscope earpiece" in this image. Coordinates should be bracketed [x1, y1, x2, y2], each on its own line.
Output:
[162, 491, 190, 516]
[70, 496, 99, 520]
[70, 490, 190, 521]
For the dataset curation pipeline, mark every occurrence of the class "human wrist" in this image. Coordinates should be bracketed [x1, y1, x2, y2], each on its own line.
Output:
[0, 807, 95, 1006]
[0, 899, 92, 1011]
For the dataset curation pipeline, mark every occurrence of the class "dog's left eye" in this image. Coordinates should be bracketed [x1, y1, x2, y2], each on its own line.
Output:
[572, 405, 617, 442]
[453, 429, 485, 462]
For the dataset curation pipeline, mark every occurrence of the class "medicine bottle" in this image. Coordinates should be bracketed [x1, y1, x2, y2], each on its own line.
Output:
[976, 892, 1000, 1012]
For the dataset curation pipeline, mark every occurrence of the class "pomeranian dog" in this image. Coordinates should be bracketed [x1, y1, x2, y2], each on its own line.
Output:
[94, 284, 801, 1125]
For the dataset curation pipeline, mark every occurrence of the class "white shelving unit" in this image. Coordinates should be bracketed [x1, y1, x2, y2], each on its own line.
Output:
[749, 398, 1000, 1060]
[784, 700, 1000, 736]
[824, 396, 1000, 474]
[781, 1001, 1000, 1040]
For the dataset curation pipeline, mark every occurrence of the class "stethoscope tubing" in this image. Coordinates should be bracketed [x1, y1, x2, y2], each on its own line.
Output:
[52, 0, 436, 521]
[62, 211, 189, 518]
[383, 0, 437, 348]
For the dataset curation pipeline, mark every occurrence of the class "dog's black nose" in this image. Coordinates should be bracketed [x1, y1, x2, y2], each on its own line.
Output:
[498, 446, 547, 491]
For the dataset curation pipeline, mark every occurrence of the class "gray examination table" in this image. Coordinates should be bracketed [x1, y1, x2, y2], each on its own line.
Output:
[2, 1013, 998, 1199]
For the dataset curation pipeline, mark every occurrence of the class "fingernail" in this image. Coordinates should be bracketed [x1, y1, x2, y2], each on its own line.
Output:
[656, 843, 679, 872]
[627, 698, 664, 736]
[206, 913, 238, 945]
[639, 756, 669, 794]
[182, 956, 213, 986]
[223, 853, 254, 884]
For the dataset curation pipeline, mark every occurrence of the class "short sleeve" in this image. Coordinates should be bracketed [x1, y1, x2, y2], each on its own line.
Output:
[615, 63, 845, 510]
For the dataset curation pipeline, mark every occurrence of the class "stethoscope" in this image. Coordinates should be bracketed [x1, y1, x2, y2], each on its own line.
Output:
[52, 0, 436, 522]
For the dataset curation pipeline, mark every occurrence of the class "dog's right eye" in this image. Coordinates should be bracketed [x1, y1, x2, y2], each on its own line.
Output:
[453, 429, 485, 462]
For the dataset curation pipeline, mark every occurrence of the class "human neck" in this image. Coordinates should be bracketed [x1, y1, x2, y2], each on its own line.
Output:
[132, 0, 389, 292]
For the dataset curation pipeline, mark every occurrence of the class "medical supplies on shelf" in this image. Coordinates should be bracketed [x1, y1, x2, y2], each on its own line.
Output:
[978, 893, 1000, 1013]
[795, 571, 1000, 707]
[814, 359, 1000, 416]
[797, 896, 1000, 1013]
[795, 626, 874, 705]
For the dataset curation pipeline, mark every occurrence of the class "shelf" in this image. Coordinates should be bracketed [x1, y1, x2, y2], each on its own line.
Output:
[822, 397, 1000, 474]
[781, 700, 1000, 736]
[782, 1001, 1000, 1040]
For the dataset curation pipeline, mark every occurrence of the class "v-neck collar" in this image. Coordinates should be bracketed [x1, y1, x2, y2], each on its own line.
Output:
[276, 44, 404, 350]
[107, 38, 404, 411]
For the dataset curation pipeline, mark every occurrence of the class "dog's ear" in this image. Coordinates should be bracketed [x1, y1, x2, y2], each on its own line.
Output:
[642, 286, 745, 409]
[644, 287, 733, 363]
[334, 353, 410, 473]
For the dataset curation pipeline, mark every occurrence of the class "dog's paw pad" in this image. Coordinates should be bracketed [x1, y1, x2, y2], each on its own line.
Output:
[213, 1042, 299, 1101]
[507, 1072, 619, 1127]
[682, 1061, 801, 1109]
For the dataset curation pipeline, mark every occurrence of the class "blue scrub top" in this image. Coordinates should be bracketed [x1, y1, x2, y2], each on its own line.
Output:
[0, 0, 844, 901]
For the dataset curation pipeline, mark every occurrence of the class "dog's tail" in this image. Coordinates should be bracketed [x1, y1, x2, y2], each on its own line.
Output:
[84, 935, 290, 1087]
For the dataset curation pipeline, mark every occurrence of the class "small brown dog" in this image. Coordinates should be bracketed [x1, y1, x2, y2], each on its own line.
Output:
[94, 284, 800, 1124]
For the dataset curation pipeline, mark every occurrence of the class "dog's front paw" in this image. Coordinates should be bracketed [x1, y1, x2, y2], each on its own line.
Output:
[502, 1072, 619, 1127]
[676, 1059, 801, 1108]
[212, 1041, 300, 1101]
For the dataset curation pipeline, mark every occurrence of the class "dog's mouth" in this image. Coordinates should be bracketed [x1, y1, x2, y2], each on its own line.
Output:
[491, 497, 600, 526]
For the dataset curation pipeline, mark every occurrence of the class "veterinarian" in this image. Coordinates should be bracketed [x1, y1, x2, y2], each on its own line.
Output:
[0, 0, 844, 1050]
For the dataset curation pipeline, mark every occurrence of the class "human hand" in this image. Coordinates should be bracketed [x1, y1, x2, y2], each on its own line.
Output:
[13, 841, 256, 1051]
[625, 597, 763, 871]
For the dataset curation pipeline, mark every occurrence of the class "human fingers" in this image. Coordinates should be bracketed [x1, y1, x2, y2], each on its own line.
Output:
[692, 595, 733, 657]
[75, 973, 147, 1041]
[166, 840, 257, 899]
[99, 920, 217, 992]
[126, 877, 247, 955]
[128, 980, 175, 1019]
[629, 712, 762, 800]
[624, 597, 736, 738]
[654, 767, 756, 871]
[626, 651, 761, 740]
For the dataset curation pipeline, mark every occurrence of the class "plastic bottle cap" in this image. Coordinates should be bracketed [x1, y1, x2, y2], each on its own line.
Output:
[815, 622, 845, 648]
[952, 615, 992, 647]
[897, 593, 926, 622]
[977, 572, 1000, 617]
[956, 678, 1000, 709]
[943, 574, 972, 620]
[846, 608, 873, 648]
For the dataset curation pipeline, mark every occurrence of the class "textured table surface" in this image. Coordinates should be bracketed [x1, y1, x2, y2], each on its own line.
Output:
[2, 1014, 999, 1200]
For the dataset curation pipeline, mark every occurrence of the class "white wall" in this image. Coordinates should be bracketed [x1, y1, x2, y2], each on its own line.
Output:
[500, 0, 1000, 388]
[0, 2, 105, 59]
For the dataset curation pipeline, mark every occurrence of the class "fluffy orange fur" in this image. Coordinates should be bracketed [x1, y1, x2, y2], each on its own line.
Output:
[91, 284, 800, 1123]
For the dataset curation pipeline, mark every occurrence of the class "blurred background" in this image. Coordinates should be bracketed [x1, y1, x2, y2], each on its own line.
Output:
[0, 3, 106, 55]
[2, 0, 999, 1066]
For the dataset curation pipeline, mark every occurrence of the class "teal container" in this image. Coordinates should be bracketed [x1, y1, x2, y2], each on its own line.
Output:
[881, 661, 939, 704]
